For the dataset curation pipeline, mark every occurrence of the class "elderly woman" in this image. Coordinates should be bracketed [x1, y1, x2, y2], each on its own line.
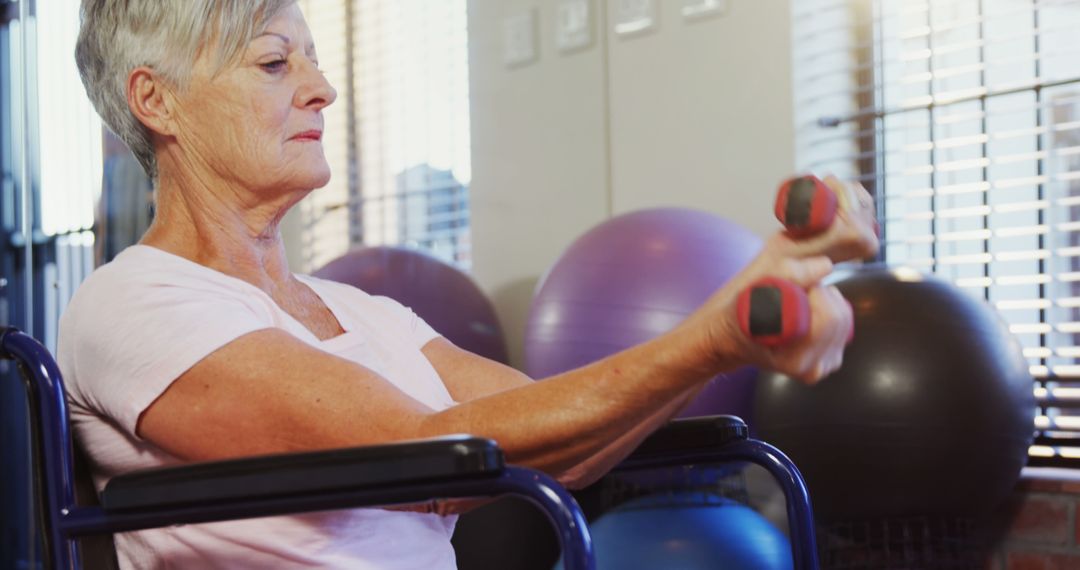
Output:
[61, 1, 878, 568]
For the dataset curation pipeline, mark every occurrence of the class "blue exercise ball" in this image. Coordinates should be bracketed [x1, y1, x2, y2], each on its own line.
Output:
[556, 492, 793, 570]
[525, 208, 763, 420]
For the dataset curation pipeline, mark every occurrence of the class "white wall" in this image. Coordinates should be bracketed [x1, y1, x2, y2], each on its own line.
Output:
[468, 0, 795, 367]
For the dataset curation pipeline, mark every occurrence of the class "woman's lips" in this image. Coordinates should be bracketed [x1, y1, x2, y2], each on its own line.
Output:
[291, 130, 323, 141]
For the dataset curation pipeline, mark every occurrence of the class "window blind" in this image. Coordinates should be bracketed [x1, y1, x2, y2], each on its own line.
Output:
[36, 0, 99, 352]
[3, 0, 99, 352]
[296, 0, 352, 273]
[793, 0, 1080, 465]
[299, 0, 472, 272]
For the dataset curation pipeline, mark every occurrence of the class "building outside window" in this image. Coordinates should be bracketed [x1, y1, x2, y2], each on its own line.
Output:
[298, 0, 473, 272]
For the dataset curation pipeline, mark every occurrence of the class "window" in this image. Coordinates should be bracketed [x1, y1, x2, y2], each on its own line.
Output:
[36, 0, 100, 351]
[2, 0, 100, 566]
[297, 0, 472, 272]
[794, 0, 1080, 465]
[0, 2, 36, 565]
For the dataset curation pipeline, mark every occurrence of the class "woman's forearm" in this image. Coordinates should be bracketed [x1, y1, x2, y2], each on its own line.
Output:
[553, 382, 706, 489]
[416, 324, 722, 476]
[414, 248, 852, 479]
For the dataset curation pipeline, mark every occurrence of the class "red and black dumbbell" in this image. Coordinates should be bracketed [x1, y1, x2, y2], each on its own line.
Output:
[737, 175, 838, 347]
[773, 175, 838, 238]
[737, 276, 811, 347]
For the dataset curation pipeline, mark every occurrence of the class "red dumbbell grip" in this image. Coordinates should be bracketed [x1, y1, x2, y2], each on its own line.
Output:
[775, 175, 838, 238]
[737, 277, 810, 347]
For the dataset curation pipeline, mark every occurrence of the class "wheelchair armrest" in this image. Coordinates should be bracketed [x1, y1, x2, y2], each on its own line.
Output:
[101, 435, 503, 512]
[615, 415, 749, 471]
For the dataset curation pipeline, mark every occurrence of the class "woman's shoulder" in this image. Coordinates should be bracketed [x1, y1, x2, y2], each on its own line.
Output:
[64, 245, 265, 325]
[58, 246, 278, 378]
[81, 245, 222, 286]
[66, 246, 163, 308]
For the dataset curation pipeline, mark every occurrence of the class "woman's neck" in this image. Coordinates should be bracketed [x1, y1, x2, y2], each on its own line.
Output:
[140, 163, 306, 291]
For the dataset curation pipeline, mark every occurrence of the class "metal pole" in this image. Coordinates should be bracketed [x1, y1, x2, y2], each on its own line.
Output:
[17, 0, 33, 338]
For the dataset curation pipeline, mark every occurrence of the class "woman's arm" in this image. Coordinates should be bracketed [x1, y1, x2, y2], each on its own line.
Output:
[137, 248, 846, 481]
[135, 311, 724, 468]
[415, 176, 880, 485]
[138, 178, 876, 476]
[423, 337, 705, 488]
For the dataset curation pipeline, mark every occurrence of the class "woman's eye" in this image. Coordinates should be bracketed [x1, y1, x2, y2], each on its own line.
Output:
[260, 59, 287, 72]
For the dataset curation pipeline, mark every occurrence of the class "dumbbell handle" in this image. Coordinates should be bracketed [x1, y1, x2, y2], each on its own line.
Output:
[739, 176, 835, 346]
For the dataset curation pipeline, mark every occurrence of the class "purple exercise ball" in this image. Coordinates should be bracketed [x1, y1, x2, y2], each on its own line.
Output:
[524, 208, 763, 420]
[314, 246, 509, 364]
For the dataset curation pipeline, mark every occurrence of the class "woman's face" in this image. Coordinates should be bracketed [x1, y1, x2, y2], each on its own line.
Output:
[169, 4, 336, 195]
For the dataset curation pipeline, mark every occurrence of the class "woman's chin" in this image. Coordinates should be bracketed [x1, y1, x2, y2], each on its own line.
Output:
[291, 164, 332, 190]
[306, 169, 333, 189]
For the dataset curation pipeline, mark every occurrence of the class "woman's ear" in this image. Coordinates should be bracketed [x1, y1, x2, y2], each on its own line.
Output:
[127, 67, 176, 136]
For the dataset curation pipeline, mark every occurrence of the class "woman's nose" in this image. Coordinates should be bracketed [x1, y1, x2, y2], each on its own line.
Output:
[295, 61, 337, 111]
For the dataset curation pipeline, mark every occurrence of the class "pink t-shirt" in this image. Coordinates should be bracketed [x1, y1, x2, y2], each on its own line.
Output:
[57, 245, 461, 569]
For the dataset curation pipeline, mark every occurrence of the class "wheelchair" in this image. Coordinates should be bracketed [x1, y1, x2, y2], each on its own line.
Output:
[1, 326, 820, 569]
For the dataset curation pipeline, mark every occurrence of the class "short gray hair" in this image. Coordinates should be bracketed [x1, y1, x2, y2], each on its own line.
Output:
[76, 0, 295, 180]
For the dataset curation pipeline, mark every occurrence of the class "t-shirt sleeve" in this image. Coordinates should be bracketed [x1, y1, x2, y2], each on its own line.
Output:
[300, 275, 443, 350]
[60, 279, 271, 438]
[370, 296, 442, 349]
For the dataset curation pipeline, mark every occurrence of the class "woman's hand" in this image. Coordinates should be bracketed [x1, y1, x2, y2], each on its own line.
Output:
[746, 278, 854, 384]
[676, 175, 878, 385]
[679, 249, 852, 385]
[779, 175, 880, 263]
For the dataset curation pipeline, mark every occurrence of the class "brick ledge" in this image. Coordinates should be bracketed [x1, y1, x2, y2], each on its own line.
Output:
[1018, 466, 1080, 494]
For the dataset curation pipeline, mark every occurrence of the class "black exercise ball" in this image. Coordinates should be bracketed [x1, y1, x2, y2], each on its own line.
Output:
[753, 266, 1036, 522]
